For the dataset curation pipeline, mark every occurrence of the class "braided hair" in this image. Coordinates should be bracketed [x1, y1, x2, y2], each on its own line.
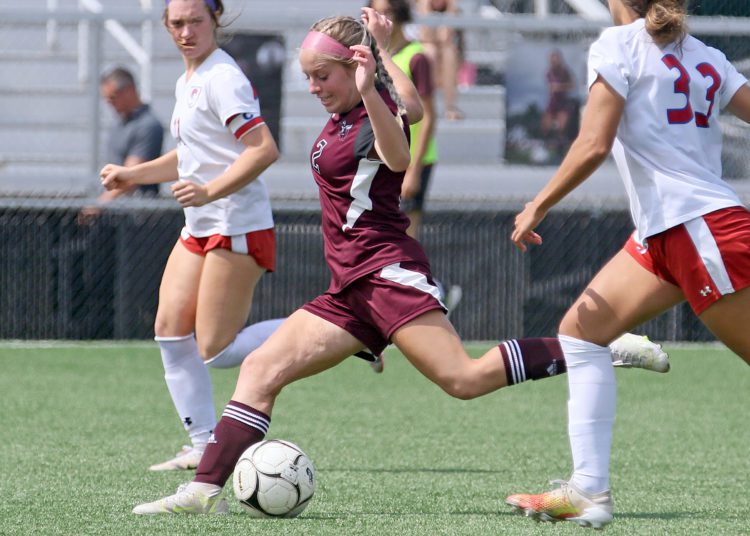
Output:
[310, 16, 407, 126]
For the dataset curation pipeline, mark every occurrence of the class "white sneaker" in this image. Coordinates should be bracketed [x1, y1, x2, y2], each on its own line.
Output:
[354, 350, 385, 374]
[370, 353, 385, 374]
[148, 445, 203, 471]
[610, 333, 670, 373]
[133, 483, 228, 515]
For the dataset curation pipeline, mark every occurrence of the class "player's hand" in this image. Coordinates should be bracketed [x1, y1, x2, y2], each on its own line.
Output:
[401, 167, 420, 199]
[350, 44, 377, 96]
[171, 180, 210, 207]
[100, 163, 132, 191]
[511, 201, 545, 252]
[361, 7, 392, 50]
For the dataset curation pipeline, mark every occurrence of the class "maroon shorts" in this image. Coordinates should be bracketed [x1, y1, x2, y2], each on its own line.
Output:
[625, 206, 750, 315]
[179, 227, 275, 272]
[301, 262, 446, 355]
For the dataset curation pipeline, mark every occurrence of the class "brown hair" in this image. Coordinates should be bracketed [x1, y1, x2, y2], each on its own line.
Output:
[310, 15, 406, 124]
[162, 0, 226, 28]
[623, 0, 687, 46]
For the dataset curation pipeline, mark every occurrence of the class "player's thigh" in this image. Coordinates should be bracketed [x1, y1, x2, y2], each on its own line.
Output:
[195, 248, 265, 351]
[233, 309, 365, 406]
[391, 309, 472, 383]
[698, 286, 750, 364]
[154, 240, 204, 336]
[560, 248, 684, 345]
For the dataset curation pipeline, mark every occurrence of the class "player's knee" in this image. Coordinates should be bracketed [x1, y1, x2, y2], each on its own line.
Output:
[238, 350, 286, 397]
[438, 375, 480, 400]
[197, 337, 231, 361]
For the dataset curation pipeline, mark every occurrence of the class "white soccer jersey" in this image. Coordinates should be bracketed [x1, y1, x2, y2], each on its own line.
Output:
[171, 48, 273, 237]
[588, 18, 748, 243]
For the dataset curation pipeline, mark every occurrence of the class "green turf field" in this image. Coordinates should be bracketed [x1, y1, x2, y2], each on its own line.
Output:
[1, 342, 747, 535]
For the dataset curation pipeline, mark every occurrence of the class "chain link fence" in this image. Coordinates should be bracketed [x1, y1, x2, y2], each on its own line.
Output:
[0, 200, 738, 342]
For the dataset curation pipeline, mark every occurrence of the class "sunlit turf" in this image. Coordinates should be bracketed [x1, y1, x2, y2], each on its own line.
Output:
[1, 342, 747, 535]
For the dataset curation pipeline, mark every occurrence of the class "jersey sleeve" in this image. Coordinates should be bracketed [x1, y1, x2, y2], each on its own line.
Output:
[587, 28, 629, 99]
[207, 68, 265, 140]
[717, 51, 749, 108]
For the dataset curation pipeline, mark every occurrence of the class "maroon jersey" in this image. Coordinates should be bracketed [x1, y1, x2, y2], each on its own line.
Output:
[310, 89, 431, 293]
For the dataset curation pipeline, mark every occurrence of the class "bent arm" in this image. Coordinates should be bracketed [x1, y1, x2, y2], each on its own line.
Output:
[379, 48, 423, 124]
[511, 77, 624, 251]
[532, 77, 623, 212]
[127, 150, 179, 184]
[365, 89, 411, 172]
[203, 124, 279, 201]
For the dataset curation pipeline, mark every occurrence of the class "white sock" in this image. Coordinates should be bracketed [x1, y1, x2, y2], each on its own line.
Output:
[559, 334, 616, 495]
[205, 318, 284, 369]
[185, 481, 222, 497]
[156, 334, 216, 445]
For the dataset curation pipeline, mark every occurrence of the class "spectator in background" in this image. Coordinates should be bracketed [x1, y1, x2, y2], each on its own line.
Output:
[79, 68, 164, 222]
[369, 0, 437, 240]
[540, 49, 576, 157]
[368, 0, 462, 313]
[416, 0, 464, 120]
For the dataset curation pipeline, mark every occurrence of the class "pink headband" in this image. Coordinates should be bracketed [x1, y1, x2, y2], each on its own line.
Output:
[300, 31, 354, 60]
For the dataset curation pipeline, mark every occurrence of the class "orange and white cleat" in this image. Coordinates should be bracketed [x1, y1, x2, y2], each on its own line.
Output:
[506, 479, 613, 530]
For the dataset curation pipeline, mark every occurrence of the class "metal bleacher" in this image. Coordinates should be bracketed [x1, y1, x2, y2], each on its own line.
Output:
[0, 0, 509, 199]
[1, 1, 749, 202]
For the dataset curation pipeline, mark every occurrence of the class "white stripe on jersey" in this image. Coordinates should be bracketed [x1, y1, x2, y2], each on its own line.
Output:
[342, 159, 380, 231]
[230, 234, 248, 255]
[379, 263, 446, 308]
[223, 404, 269, 434]
[684, 216, 735, 295]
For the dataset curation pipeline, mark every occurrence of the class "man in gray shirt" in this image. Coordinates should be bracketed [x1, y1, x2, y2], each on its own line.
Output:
[88, 67, 164, 211]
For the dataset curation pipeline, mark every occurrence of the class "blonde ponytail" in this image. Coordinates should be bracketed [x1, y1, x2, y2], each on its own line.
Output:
[623, 0, 687, 46]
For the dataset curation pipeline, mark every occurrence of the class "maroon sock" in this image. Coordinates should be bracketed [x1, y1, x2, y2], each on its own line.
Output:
[194, 400, 269, 487]
[499, 338, 567, 385]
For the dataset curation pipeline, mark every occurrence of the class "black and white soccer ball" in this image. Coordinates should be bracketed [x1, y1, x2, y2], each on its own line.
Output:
[232, 439, 315, 518]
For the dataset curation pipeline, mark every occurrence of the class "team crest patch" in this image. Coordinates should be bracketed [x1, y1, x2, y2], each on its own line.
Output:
[187, 86, 201, 107]
[339, 120, 353, 139]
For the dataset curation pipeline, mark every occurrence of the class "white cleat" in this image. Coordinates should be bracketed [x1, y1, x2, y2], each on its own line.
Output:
[370, 353, 385, 374]
[610, 333, 670, 373]
[132, 483, 228, 515]
[444, 284, 463, 317]
[148, 445, 203, 471]
[506, 479, 613, 530]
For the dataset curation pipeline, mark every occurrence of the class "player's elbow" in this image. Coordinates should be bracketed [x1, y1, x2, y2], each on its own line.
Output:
[387, 151, 411, 173]
[265, 140, 280, 166]
[578, 133, 613, 165]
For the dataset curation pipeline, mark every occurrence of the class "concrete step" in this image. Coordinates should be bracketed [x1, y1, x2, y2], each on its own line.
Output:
[0, 124, 90, 155]
[0, 86, 175, 125]
[280, 117, 504, 164]
[283, 86, 505, 121]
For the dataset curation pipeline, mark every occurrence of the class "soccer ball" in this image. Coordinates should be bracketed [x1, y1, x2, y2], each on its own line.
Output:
[232, 439, 316, 518]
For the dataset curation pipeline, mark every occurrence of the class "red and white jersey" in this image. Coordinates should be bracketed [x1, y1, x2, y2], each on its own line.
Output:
[310, 89, 430, 293]
[171, 48, 273, 237]
[588, 18, 748, 243]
